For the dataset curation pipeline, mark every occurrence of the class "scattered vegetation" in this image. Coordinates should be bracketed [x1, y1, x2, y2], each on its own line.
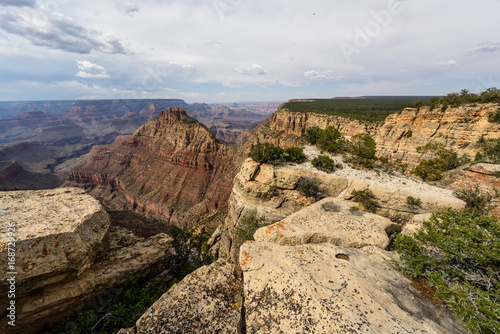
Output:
[406, 196, 422, 209]
[453, 186, 494, 216]
[488, 108, 500, 123]
[248, 142, 285, 164]
[348, 133, 377, 168]
[53, 210, 221, 333]
[305, 126, 378, 169]
[311, 155, 337, 173]
[282, 96, 434, 122]
[394, 208, 500, 333]
[411, 142, 469, 181]
[314, 126, 348, 154]
[475, 138, 500, 164]
[248, 142, 307, 165]
[284, 146, 306, 164]
[234, 214, 267, 242]
[351, 189, 378, 212]
[52, 274, 172, 334]
[295, 177, 321, 198]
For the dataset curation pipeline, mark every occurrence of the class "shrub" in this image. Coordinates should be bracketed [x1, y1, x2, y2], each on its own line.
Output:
[406, 196, 422, 208]
[311, 155, 336, 173]
[284, 146, 306, 164]
[316, 126, 347, 154]
[394, 208, 500, 333]
[475, 138, 500, 164]
[411, 158, 447, 181]
[234, 214, 266, 242]
[248, 142, 285, 164]
[304, 126, 322, 145]
[453, 186, 493, 215]
[348, 133, 377, 168]
[488, 108, 500, 123]
[296, 177, 320, 198]
[351, 189, 378, 212]
[412, 142, 468, 181]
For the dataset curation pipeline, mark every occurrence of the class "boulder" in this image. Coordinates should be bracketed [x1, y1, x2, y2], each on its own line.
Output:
[254, 198, 396, 249]
[133, 259, 243, 334]
[240, 242, 467, 334]
[0, 188, 109, 295]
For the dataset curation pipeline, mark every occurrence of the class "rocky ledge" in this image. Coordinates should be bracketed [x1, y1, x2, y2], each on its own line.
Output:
[0, 188, 174, 333]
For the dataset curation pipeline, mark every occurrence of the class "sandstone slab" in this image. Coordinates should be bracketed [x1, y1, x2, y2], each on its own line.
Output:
[254, 198, 395, 249]
[240, 242, 467, 334]
[0, 187, 109, 294]
[134, 259, 243, 334]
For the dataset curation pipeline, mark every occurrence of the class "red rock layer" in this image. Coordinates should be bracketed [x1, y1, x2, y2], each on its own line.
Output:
[66, 108, 237, 227]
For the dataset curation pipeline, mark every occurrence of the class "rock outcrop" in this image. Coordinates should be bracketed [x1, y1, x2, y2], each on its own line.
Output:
[0, 188, 174, 334]
[240, 242, 467, 333]
[130, 259, 243, 334]
[66, 108, 238, 227]
[376, 104, 500, 167]
[213, 155, 464, 263]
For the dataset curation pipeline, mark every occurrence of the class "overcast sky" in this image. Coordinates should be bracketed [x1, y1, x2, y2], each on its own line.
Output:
[0, 0, 499, 103]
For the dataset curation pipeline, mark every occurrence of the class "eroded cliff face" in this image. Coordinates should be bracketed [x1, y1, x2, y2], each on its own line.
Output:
[0, 188, 174, 334]
[247, 107, 379, 148]
[248, 103, 500, 169]
[66, 108, 237, 227]
[375, 103, 500, 167]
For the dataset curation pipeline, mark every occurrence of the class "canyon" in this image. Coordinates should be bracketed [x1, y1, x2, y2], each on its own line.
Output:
[2, 100, 499, 333]
[0, 99, 277, 190]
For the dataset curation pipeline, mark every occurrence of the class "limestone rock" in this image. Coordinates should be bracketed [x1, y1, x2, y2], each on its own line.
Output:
[468, 163, 500, 175]
[254, 198, 395, 249]
[401, 213, 432, 236]
[0, 187, 109, 295]
[133, 259, 243, 334]
[240, 242, 467, 334]
[0, 188, 174, 334]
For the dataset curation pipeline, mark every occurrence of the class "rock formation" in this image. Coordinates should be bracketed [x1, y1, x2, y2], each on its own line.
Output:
[0, 188, 174, 334]
[376, 104, 500, 168]
[66, 108, 238, 227]
[121, 169, 468, 333]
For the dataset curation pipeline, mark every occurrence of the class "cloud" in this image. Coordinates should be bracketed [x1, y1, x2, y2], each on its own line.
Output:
[222, 80, 242, 89]
[235, 64, 267, 75]
[0, 0, 36, 7]
[439, 59, 457, 66]
[467, 41, 500, 54]
[304, 70, 343, 81]
[0, 8, 126, 54]
[115, 2, 139, 16]
[76, 60, 110, 79]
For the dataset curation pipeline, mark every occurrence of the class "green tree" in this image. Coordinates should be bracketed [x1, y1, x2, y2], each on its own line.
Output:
[348, 133, 377, 168]
[311, 155, 336, 173]
[394, 208, 500, 333]
[304, 126, 323, 145]
[284, 146, 306, 164]
[248, 142, 285, 164]
[317, 126, 347, 154]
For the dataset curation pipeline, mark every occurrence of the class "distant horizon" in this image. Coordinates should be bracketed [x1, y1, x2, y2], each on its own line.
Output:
[0, 94, 443, 105]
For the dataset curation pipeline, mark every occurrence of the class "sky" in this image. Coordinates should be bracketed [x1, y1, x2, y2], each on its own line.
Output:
[0, 0, 499, 103]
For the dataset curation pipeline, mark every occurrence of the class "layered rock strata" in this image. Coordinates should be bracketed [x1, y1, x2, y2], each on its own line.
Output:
[0, 188, 174, 334]
[66, 108, 237, 227]
[213, 157, 464, 263]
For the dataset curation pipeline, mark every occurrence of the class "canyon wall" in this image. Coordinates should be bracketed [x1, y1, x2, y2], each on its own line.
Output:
[66, 108, 238, 227]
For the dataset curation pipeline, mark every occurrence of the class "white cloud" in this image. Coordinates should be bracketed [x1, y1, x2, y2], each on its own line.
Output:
[76, 60, 110, 79]
[439, 59, 457, 66]
[235, 64, 267, 75]
[115, 2, 139, 16]
[467, 41, 500, 54]
[223, 80, 242, 89]
[304, 70, 342, 80]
